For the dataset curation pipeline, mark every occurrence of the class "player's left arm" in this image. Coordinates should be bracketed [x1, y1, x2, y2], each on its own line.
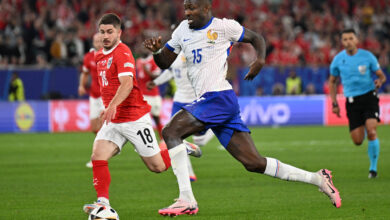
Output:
[240, 28, 267, 80]
[101, 76, 133, 124]
[374, 69, 387, 89]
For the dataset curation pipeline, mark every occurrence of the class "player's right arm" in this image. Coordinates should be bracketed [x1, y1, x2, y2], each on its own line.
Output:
[79, 54, 91, 96]
[143, 36, 178, 69]
[101, 75, 133, 124]
[329, 56, 341, 117]
[78, 70, 89, 96]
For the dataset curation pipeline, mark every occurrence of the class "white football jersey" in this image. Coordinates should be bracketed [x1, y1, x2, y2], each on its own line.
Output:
[166, 17, 245, 97]
[153, 53, 196, 103]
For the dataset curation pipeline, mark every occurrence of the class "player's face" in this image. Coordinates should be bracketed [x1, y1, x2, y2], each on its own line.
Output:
[184, 0, 210, 29]
[341, 33, 358, 51]
[99, 24, 121, 50]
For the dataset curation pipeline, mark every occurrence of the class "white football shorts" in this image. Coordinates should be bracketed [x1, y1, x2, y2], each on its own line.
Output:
[89, 96, 105, 120]
[143, 95, 162, 117]
[95, 113, 160, 157]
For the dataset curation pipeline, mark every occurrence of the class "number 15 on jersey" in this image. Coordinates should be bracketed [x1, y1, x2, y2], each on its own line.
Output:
[192, 49, 202, 64]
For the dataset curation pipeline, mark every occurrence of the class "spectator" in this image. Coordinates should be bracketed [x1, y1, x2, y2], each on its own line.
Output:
[286, 70, 302, 94]
[272, 83, 285, 95]
[65, 28, 84, 66]
[304, 83, 316, 95]
[256, 86, 264, 96]
[50, 31, 67, 64]
[8, 72, 25, 102]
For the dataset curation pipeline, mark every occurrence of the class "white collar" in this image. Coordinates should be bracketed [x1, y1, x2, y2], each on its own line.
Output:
[102, 41, 121, 55]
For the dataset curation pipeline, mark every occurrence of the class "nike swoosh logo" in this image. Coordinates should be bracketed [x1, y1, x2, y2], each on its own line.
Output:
[183, 38, 190, 42]
[147, 145, 154, 149]
[327, 184, 335, 193]
[181, 207, 196, 213]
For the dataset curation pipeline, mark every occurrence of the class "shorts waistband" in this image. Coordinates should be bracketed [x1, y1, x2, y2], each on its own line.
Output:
[347, 90, 376, 99]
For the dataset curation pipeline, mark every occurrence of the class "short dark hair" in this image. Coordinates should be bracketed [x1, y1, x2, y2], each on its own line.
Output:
[341, 29, 356, 36]
[98, 13, 121, 29]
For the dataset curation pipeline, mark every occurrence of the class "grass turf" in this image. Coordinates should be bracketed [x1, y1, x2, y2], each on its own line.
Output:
[0, 125, 389, 219]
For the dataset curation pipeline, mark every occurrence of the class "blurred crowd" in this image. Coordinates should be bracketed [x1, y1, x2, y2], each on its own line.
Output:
[1, 0, 390, 72]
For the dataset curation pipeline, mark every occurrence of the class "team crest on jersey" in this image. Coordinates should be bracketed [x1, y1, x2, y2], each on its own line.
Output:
[99, 60, 107, 67]
[107, 57, 113, 68]
[358, 65, 366, 75]
[207, 29, 218, 44]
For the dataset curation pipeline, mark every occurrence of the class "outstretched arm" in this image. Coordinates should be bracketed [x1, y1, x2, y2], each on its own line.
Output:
[240, 28, 267, 80]
[143, 36, 178, 69]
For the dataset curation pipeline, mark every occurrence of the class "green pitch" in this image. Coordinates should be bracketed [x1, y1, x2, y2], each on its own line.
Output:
[1, 126, 389, 219]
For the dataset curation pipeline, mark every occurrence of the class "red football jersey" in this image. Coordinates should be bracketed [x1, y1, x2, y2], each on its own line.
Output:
[82, 49, 101, 98]
[95, 42, 151, 123]
[136, 55, 161, 96]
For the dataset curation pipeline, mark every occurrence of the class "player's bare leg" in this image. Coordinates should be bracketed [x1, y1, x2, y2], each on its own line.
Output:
[141, 153, 170, 173]
[350, 125, 365, 146]
[158, 110, 204, 216]
[226, 131, 341, 208]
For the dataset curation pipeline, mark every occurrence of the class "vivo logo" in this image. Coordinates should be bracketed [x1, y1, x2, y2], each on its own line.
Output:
[241, 100, 291, 125]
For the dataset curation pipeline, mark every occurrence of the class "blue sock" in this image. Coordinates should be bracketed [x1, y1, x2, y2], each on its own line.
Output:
[368, 139, 380, 172]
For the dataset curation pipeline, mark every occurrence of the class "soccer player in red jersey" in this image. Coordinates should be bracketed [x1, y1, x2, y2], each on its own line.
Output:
[82, 13, 201, 216]
[78, 33, 104, 168]
[136, 49, 163, 139]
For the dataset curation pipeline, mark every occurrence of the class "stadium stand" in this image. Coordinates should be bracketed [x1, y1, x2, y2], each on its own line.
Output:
[0, 0, 390, 98]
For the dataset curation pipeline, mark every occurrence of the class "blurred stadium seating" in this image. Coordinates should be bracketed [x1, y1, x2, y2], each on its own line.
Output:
[1, 0, 390, 98]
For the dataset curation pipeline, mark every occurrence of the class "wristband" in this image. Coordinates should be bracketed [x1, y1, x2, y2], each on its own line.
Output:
[332, 102, 339, 108]
[152, 48, 163, 55]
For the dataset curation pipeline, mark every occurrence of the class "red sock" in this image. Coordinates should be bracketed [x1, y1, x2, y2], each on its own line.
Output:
[160, 148, 171, 170]
[92, 160, 111, 199]
[157, 124, 164, 140]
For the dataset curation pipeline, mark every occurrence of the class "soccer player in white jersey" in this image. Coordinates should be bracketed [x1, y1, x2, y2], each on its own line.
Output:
[144, 0, 342, 216]
[147, 52, 215, 181]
